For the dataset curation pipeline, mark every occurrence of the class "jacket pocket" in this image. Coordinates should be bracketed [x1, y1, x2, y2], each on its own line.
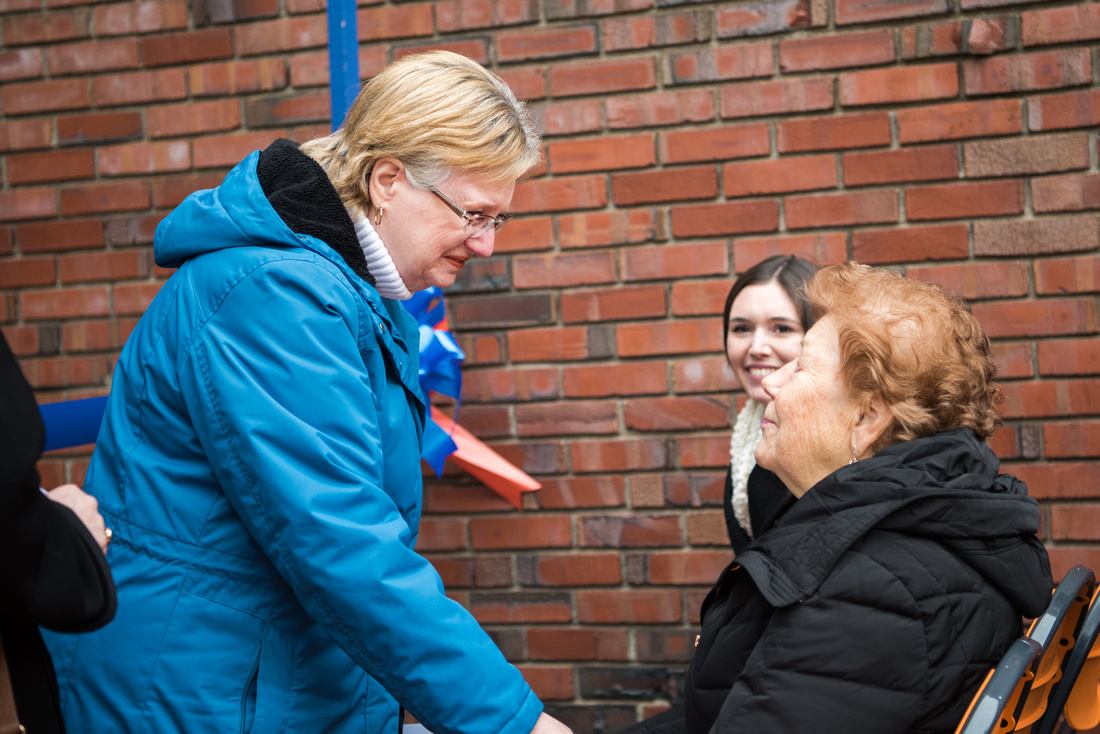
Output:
[238, 646, 261, 734]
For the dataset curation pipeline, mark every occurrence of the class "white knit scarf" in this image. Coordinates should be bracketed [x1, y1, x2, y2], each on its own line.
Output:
[729, 399, 766, 540]
[351, 213, 413, 300]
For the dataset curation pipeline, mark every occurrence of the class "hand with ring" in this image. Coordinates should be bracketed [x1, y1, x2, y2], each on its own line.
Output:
[46, 484, 111, 555]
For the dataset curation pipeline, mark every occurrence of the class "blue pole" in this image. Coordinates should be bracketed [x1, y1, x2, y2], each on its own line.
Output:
[327, 0, 360, 132]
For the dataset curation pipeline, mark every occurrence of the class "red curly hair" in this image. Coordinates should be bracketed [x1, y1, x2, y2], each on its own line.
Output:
[804, 262, 1004, 452]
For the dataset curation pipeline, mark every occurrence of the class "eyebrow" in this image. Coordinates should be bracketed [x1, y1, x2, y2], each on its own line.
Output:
[728, 316, 802, 323]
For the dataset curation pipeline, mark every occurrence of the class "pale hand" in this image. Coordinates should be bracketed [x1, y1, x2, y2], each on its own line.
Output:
[530, 713, 573, 734]
[47, 484, 110, 554]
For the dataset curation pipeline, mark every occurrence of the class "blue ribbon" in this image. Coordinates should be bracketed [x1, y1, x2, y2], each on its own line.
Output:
[39, 289, 467, 477]
[402, 287, 466, 476]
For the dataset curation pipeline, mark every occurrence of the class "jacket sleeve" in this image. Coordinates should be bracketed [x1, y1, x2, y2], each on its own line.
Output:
[709, 555, 929, 734]
[176, 260, 540, 734]
[0, 334, 117, 633]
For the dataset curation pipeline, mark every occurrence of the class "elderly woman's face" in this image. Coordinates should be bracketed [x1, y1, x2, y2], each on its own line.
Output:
[381, 168, 514, 292]
[754, 316, 865, 498]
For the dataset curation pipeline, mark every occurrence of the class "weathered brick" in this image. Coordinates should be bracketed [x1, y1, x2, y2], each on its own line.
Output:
[668, 43, 772, 84]
[0, 188, 57, 222]
[536, 99, 603, 136]
[195, 0, 279, 24]
[670, 280, 732, 317]
[20, 286, 110, 321]
[1, 78, 90, 115]
[612, 166, 718, 205]
[622, 241, 728, 281]
[468, 591, 572, 624]
[512, 251, 617, 289]
[725, 154, 836, 197]
[544, 0, 651, 19]
[47, 38, 139, 75]
[0, 47, 43, 82]
[1029, 89, 1100, 132]
[189, 59, 289, 96]
[607, 89, 714, 129]
[623, 396, 730, 432]
[437, 0, 538, 30]
[559, 210, 665, 249]
[678, 434, 730, 468]
[720, 77, 834, 119]
[448, 293, 555, 328]
[61, 318, 131, 353]
[974, 216, 1098, 257]
[897, 99, 1022, 144]
[777, 112, 892, 153]
[1001, 379, 1100, 419]
[0, 118, 52, 152]
[964, 133, 1089, 177]
[851, 224, 968, 264]
[670, 200, 779, 238]
[907, 261, 1029, 300]
[992, 342, 1035, 380]
[99, 141, 191, 176]
[515, 400, 619, 437]
[571, 438, 670, 472]
[94, 1, 189, 35]
[639, 550, 730, 584]
[3, 9, 90, 46]
[17, 355, 111, 389]
[1021, 3, 1100, 47]
[576, 589, 682, 623]
[659, 123, 770, 164]
[580, 514, 682, 547]
[843, 145, 957, 186]
[604, 11, 707, 51]
[836, 0, 947, 25]
[57, 111, 143, 145]
[779, 29, 894, 72]
[839, 62, 958, 106]
[535, 476, 627, 509]
[963, 49, 1092, 96]
[786, 190, 899, 229]
[971, 298, 1098, 338]
[561, 285, 668, 324]
[716, 0, 811, 37]
[906, 180, 1024, 221]
[93, 69, 188, 106]
[141, 28, 233, 67]
[1036, 254, 1100, 295]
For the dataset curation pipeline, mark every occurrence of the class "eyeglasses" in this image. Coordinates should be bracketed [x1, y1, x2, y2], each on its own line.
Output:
[428, 187, 513, 239]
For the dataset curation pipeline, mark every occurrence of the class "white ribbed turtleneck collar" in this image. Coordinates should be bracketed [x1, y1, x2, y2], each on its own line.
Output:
[351, 213, 413, 301]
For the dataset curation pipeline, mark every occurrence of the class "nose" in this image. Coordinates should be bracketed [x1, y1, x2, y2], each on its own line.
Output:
[466, 228, 494, 258]
[761, 360, 792, 401]
[749, 328, 772, 357]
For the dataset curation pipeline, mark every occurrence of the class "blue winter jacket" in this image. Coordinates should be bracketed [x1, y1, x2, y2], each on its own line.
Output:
[44, 144, 543, 734]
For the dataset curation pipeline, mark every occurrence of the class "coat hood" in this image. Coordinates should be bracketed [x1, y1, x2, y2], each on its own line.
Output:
[738, 427, 1052, 617]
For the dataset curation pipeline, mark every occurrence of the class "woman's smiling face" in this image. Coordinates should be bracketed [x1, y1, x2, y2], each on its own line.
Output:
[725, 281, 806, 404]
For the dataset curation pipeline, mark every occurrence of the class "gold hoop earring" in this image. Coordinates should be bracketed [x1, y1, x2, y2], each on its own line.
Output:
[374, 208, 382, 226]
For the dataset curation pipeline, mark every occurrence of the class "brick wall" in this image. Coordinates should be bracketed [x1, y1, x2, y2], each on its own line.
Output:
[2, 0, 1098, 728]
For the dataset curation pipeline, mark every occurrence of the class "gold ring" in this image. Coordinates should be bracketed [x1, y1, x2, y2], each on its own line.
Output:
[105, 527, 113, 544]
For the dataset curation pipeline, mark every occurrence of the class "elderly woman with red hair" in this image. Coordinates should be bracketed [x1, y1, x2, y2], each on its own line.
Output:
[623, 262, 1052, 734]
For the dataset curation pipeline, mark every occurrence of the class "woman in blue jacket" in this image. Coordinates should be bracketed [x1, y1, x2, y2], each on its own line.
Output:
[45, 51, 569, 734]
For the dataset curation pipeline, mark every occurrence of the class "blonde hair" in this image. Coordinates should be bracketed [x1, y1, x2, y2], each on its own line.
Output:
[805, 262, 1004, 452]
[300, 51, 541, 215]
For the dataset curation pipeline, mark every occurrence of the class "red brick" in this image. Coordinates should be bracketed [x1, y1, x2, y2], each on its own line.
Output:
[94, 1, 189, 34]
[992, 342, 1035, 380]
[61, 318, 130, 353]
[576, 589, 682, 623]
[843, 145, 957, 186]
[549, 58, 656, 97]
[57, 111, 143, 145]
[840, 63, 958, 106]
[141, 28, 233, 67]
[47, 38, 138, 75]
[537, 99, 602, 136]
[3, 9, 89, 46]
[623, 396, 730, 431]
[779, 29, 894, 72]
[622, 241, 728, 281]
[659, 123, 770, 164]
[147, 99, 241, 138]
[716, 0, 812, 38]
[1046, 548, 1100, 582]
[512, 251, 616, 289]
[1051, 505, 1100, 541]
[518, 666, 574, 701]
[836, 0, 947, 25]
[671, 280, 731, 317]
[604, 11, 707, 51]
[393, 39, 490, 65]
[670, 200, 779, 238]
[150, 173, 227, 209]
[971, 298, 1098, 338]
[1033, 173, 1100, 213]
[60, 181, 150, 217]
[1044, 421, 1100, 459]
[685, 511, 728, 546]
[558, 210, 665, 249]
[99, 141, 191, 176]
[1038, 340, 1100, 377]
[679, 434, 730, 468]
[732, 233, 847, 269]
[534, 476, 627, 509]
[561, 285, 667, 323]
[470, 515, 573, 550]
[607, 89, 714, 129]
[668, 43, 773, 84]
[0, 257, 55, 288]
[548, 133, 655, 174]
[462, 366, 560, 403]
[516, 401, 619, 437]
[906, 261, 1029, 300]
[497, 66, 547, 102]
[975, 216, 1098, 257]
[113, 282, 164, 316]
[1029, 89, 1100, 132]
[436, 0, 538, 32]
[189, 59, 289, 97]
[16, 219, 104, 253]
[492, 217, 553, 255]
[93, 69, 187, 106]
[0, 118, 52, 152]
[354, 5, 434, 42]
[245, 92, 328, 128]
[571, 438, 669, 472]
[467, 592, 571, 624]
[509, 326, 593, 362]
[1005, 462, 1100, 500]
[612, 166, 717, 206]
[527, 628, 629, 660]
[580, 514, 682, 546]
[900, 20, 965, 59]
[963, 49, 1092, 96]
[1, 78, 90, 115]
[105, 215, 161, 249]
[455, 333, 503, 366]
[20, 286, 110, 321]
[786, 189, 899, 229]
[853, 222, 968, 268]
[725, 154, 836, 198]
[616, 318, 721, 357]
[7, 149, 94, 185]
[58, 251, 149, 285]
[1037, 254, 1100, 296]
[906, 180, 1023, 221]
[511, 175, 607, 214]
[778, 112, 891, 153]
[17, 355, 111, 390]
[562, 362, 668, 397]
[1001, 379, 1100, 419]
[671, 356, 735, 394]
[0, 47, 42, 82]
[0, 188, 57, 222]
[897, 99, 1022, 144]
[720, 77, 834, 119]
[965, 133, 1089, 177]
[498, 25, 597, 61]
[1021, 3, 1100, 46]
[193, 131, 282, 170]
[642, 550, 731, 584]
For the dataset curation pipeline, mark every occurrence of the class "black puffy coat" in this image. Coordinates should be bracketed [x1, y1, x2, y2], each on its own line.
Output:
[636, 427, 1052, 734]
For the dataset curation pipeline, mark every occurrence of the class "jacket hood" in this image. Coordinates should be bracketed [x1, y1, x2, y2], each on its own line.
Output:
[739, 427, 1052, 617]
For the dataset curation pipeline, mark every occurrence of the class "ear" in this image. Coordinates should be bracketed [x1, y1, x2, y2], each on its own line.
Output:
[367, 157, 404, 210]
[852, 393, 894, 460]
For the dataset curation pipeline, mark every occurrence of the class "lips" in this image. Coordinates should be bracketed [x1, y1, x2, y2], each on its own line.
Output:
[444, 256, 468, 268]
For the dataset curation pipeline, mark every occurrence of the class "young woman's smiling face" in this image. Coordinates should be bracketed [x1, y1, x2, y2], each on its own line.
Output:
[725, 281, 806, 404]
